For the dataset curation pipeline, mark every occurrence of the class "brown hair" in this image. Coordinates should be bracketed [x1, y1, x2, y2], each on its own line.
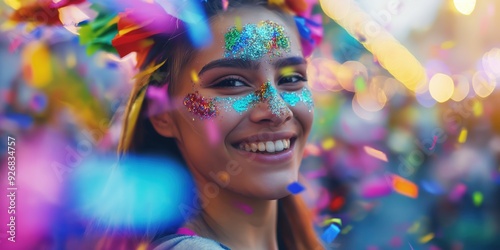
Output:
[118, 1, 324, 249]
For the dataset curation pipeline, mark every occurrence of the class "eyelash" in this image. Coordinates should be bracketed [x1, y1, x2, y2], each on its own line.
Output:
[278, 74, 307, 85]
[211, 74, 307, 88]
[212, 77, 248, 88]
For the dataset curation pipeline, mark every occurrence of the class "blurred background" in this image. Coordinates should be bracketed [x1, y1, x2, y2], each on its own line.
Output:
[0, 0, 499, 249]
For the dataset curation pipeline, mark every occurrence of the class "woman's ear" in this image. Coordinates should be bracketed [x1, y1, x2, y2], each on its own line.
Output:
[150, 112, 177, 138]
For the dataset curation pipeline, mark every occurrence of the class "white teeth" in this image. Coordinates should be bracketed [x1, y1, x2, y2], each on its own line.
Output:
[265, 141, 275, 153]
[239, 139, 291, 153]
[258, 142, 266, 152]
[275, 140, 284, 151]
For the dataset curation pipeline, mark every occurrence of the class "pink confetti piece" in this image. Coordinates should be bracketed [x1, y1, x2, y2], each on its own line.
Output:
[363, 146, 388, 162]
[360, 175, 393, 199]
[234, 202, 253, 214]
[205, 119, 221, 145]
[449, 183, 467, 202]
[222, 0, 229, 11]
[429, 135, 438, 150]
[176, 227, 197, 236]
[9, 37, 23, 53]
[304, 168, 327, 179]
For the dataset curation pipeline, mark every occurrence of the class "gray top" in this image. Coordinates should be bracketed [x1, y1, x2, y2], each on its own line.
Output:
[153, 234, 231, 250]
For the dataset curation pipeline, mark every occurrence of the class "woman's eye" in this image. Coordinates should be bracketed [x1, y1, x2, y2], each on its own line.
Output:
[212, 78, 248, 88]
[278, 75, 307, 85]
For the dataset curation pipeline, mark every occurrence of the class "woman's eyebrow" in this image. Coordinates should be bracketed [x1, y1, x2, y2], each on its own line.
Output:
[273, 56, 307, 69]
[198, 58, 260, 76]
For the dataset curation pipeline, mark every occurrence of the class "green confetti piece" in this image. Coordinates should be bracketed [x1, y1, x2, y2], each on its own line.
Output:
[473, 191, 483, 206]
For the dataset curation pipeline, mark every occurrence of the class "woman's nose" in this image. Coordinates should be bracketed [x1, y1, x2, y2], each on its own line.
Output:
[249, 82, 293, 126]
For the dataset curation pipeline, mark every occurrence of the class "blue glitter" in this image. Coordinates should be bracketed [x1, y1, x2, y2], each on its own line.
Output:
[224, 20, 291, 60]
[212, 84, 313, 116]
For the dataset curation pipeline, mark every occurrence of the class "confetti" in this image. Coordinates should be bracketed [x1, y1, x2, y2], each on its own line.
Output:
[322, 218, 342, 227]
[222, 0, 229, 11]
[234, 202, 253, 214]
[191, 69, 200, 84]
[363, 146, 388, 162]
[361, 175, 393, 199]
[429, 135, 438, 150]
[449, 183, 467, 202]
[321, 224, 340, 244]
[329, 196, 345, 211]
[341, 225, 352, 234]
[472, 191, 483, 206]
[419, 233, 434, 243]
[176, 227, 197, 236]
[287, 182, 305, 194]
[458, 128, 467, 143]
[321, 138, 335, 150]
[391, 174, 418, 199]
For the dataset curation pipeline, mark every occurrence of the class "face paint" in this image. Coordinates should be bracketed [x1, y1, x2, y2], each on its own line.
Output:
[183, 92, 218, 120]
[280, 87, 314, 110]
[184, 83, 314, 119]
[215, 82, 290, 117]
[224, 20, 291, 60]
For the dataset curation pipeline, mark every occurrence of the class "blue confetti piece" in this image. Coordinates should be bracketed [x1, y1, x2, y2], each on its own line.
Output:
[31, 27, 43, 39]
[105, 61, 118, 69]
[321, 224, 340, 243]
[287, 182, 305, 194]
[5, 113, 34, 129]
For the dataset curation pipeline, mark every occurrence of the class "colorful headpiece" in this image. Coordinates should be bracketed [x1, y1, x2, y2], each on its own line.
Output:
[9, 0, 323, 66]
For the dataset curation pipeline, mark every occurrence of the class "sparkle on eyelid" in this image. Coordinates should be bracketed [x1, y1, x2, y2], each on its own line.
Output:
[224, 20, 291, 60]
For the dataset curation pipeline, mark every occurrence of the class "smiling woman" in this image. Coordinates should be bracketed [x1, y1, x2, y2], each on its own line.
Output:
[113, 0, 324, 249]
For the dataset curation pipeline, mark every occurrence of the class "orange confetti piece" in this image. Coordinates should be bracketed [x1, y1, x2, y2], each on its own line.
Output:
[391, 175, 418, 198]
[364, 146, 388, 162]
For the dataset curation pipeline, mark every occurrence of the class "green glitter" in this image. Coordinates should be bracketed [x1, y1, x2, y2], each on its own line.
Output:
[224, 20, 291, 60]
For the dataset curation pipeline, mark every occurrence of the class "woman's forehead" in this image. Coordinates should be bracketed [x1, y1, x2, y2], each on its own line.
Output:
[192, 8, 302, 68]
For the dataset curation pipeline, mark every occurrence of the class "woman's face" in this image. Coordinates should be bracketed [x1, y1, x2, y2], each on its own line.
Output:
[166, 6, 313, 199]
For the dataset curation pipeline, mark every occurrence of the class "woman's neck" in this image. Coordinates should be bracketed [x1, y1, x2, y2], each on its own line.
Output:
[185, 187, 279, 250]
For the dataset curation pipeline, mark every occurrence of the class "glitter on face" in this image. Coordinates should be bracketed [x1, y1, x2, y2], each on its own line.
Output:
[224, 20, 291, 60]
[215, 82, 290, 117]
[281, 87, 314, 109]
[183, 91, 218, 120]
[184, 83, 314, 119]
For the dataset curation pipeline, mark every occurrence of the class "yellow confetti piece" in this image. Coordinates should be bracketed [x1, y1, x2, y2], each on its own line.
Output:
[341, 225, 352, 234]
[419, 233, 434, 244]
[322, 218, 342, 227]
[191, 70, 200, 84]
[407, 221, 420, 233]
[280, 66, 294, 76]
[458, 128, 468, 143]
[4, 0, 22, 10]
[441, 41, 455, 50]
[235, 16, 242, 31]
[473, 100, 483, 117]
[364, 146, 388, 162]
[392, 175, 419, 198]
[322, 138, 335, 150]
[22, 42, 52, 88]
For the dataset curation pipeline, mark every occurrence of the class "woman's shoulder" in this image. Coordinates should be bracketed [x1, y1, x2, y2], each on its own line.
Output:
[152, 234, 231, 250]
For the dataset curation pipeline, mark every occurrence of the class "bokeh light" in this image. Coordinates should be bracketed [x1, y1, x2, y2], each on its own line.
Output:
[429, 73, 454, 103]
